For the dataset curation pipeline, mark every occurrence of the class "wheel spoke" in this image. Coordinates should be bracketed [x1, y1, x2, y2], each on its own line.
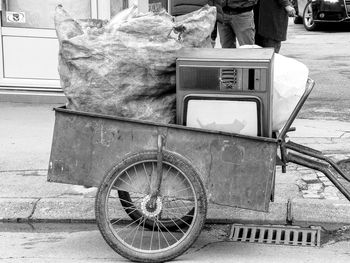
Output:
[155, 219, 181, 243]
[167, 186, 192, 196]
[149, 219, 156, 251]
[122, 217, 144, 243]
[162, 210, 192, 228]
[118, 195, 143, 206]
[157, 219, 162, 250]
[131, 217, 146, 247]
[112, 214, 142, 231]
[139, 217, 147, 249]
[154, 218, 171, 247]
[115, 177, 145, 195]
[112, 186, 145, 196]
[110, 206, 140, 226]
[166, 217, 186, 235]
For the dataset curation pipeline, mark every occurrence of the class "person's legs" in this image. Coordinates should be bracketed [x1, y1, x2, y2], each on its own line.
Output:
[217, 14, 236, 48]
[260, 37, 281, 53]
[230, 10, 255, 46]
[211, 22, 218, 47]
[255, 33, 264, 47]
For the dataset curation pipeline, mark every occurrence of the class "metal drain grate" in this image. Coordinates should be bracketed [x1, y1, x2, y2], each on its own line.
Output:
[230, 224, 321, 247]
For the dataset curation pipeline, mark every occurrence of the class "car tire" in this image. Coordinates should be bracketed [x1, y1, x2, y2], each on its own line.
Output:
[303, 2, 318, 31]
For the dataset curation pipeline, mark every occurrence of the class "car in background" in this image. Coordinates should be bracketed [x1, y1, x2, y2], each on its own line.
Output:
[292, 0, 350, 30]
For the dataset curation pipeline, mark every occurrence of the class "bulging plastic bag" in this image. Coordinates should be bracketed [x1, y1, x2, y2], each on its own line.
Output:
[55, 5, 216, 123]
[239, 45, 309, 131]
[273, 54, 309, 131]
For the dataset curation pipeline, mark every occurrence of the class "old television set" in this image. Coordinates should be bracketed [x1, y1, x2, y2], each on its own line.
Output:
[176, 48, 275, 138]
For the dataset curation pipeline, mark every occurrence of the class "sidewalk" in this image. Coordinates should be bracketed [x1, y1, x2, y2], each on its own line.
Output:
[1, 102, 350, 229]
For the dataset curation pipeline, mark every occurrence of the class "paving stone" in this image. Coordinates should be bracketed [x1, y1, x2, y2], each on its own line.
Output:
[319, 176, 330, 182]
[295, 166, 311, 171]
[324, 194, 339, 201]
[301, 174, 318, 183]
[307, 183, 324, 192]
[322, 180, 334, 187]
[302, 192, 324, 199]
[296, 179, 308, 190]
[316, 171, 326, 178]
[330, 154, 350, 160]
[324, 186, 340, 194]
[338, 194, 348, 201]
[341, 133, 350, 138]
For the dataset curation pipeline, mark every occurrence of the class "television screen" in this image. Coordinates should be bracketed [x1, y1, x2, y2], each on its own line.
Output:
[184, 98, 260, 136]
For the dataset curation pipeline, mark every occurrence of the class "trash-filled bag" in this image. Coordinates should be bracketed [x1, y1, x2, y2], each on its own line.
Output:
[273, 54, 309, 131]
[55, 5, 216, 124]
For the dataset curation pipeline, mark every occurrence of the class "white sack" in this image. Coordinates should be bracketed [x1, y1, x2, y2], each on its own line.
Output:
[273, 54, 309, 131]
[240, 45, 309, 131]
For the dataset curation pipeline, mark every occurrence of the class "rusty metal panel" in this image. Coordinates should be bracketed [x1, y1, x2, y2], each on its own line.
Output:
[164, 127, 277, 212]
[48, 107, 277, 212]
[48, 109, 159, 187]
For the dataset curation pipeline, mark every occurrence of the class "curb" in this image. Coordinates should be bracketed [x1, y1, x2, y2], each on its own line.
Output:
[1, 197, 350, 230]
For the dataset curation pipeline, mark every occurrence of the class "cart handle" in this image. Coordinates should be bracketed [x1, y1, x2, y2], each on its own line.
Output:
[278, 78, 315, 141]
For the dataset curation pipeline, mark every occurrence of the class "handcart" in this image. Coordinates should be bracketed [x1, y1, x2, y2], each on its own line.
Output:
[48, 78, 350, 262]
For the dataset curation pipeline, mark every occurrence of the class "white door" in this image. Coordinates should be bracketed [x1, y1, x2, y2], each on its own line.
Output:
[0, 0, 98, 91]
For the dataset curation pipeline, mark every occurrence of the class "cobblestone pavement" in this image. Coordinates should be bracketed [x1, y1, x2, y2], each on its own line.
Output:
[292, 154, 350, 201]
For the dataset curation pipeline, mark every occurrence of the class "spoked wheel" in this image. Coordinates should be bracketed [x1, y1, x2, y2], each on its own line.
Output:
[118, 190, 195, 231]
[95, 151, 207, 263]
[303, 2, 318, 31]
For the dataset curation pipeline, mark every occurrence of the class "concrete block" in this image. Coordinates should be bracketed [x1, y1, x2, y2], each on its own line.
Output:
[301, 174, 318, 183]
[31, 198, 95, 220]
[324, 186, 340, 194]
[302, 192, 324, 199]
[291, 199, 350, 228]
[296, 179, 307, 190]
[322, 180, 334, 187]
[316, 171, 326, 177]
[0, 198, 37, 220]
[319, 177, 330, 182]
[307, 183, 324, 191]
[207, 202, 287, 225]
[324, 194, 339, 201]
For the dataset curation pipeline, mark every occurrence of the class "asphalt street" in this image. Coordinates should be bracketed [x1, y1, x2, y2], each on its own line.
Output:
[0, 223, 350, 263]
[282, 21, 350, 122]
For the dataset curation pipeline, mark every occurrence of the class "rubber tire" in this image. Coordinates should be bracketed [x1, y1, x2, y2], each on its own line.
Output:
[303, 2, 318, 31]
[118, 190, 195, 231]
[95, 150, 207, 263]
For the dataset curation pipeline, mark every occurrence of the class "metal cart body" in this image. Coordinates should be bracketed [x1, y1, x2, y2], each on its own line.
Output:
[48, 107, 277, 213]
[47, 78, 350, 262]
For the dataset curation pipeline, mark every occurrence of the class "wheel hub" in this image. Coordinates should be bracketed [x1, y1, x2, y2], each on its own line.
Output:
[141, 195, 162, 218]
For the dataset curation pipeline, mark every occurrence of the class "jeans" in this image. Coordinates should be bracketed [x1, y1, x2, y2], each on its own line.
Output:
[218, 10, 255, 48]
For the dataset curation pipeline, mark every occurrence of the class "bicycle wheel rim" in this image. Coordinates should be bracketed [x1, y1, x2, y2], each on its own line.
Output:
[104, 159, 198, 254]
